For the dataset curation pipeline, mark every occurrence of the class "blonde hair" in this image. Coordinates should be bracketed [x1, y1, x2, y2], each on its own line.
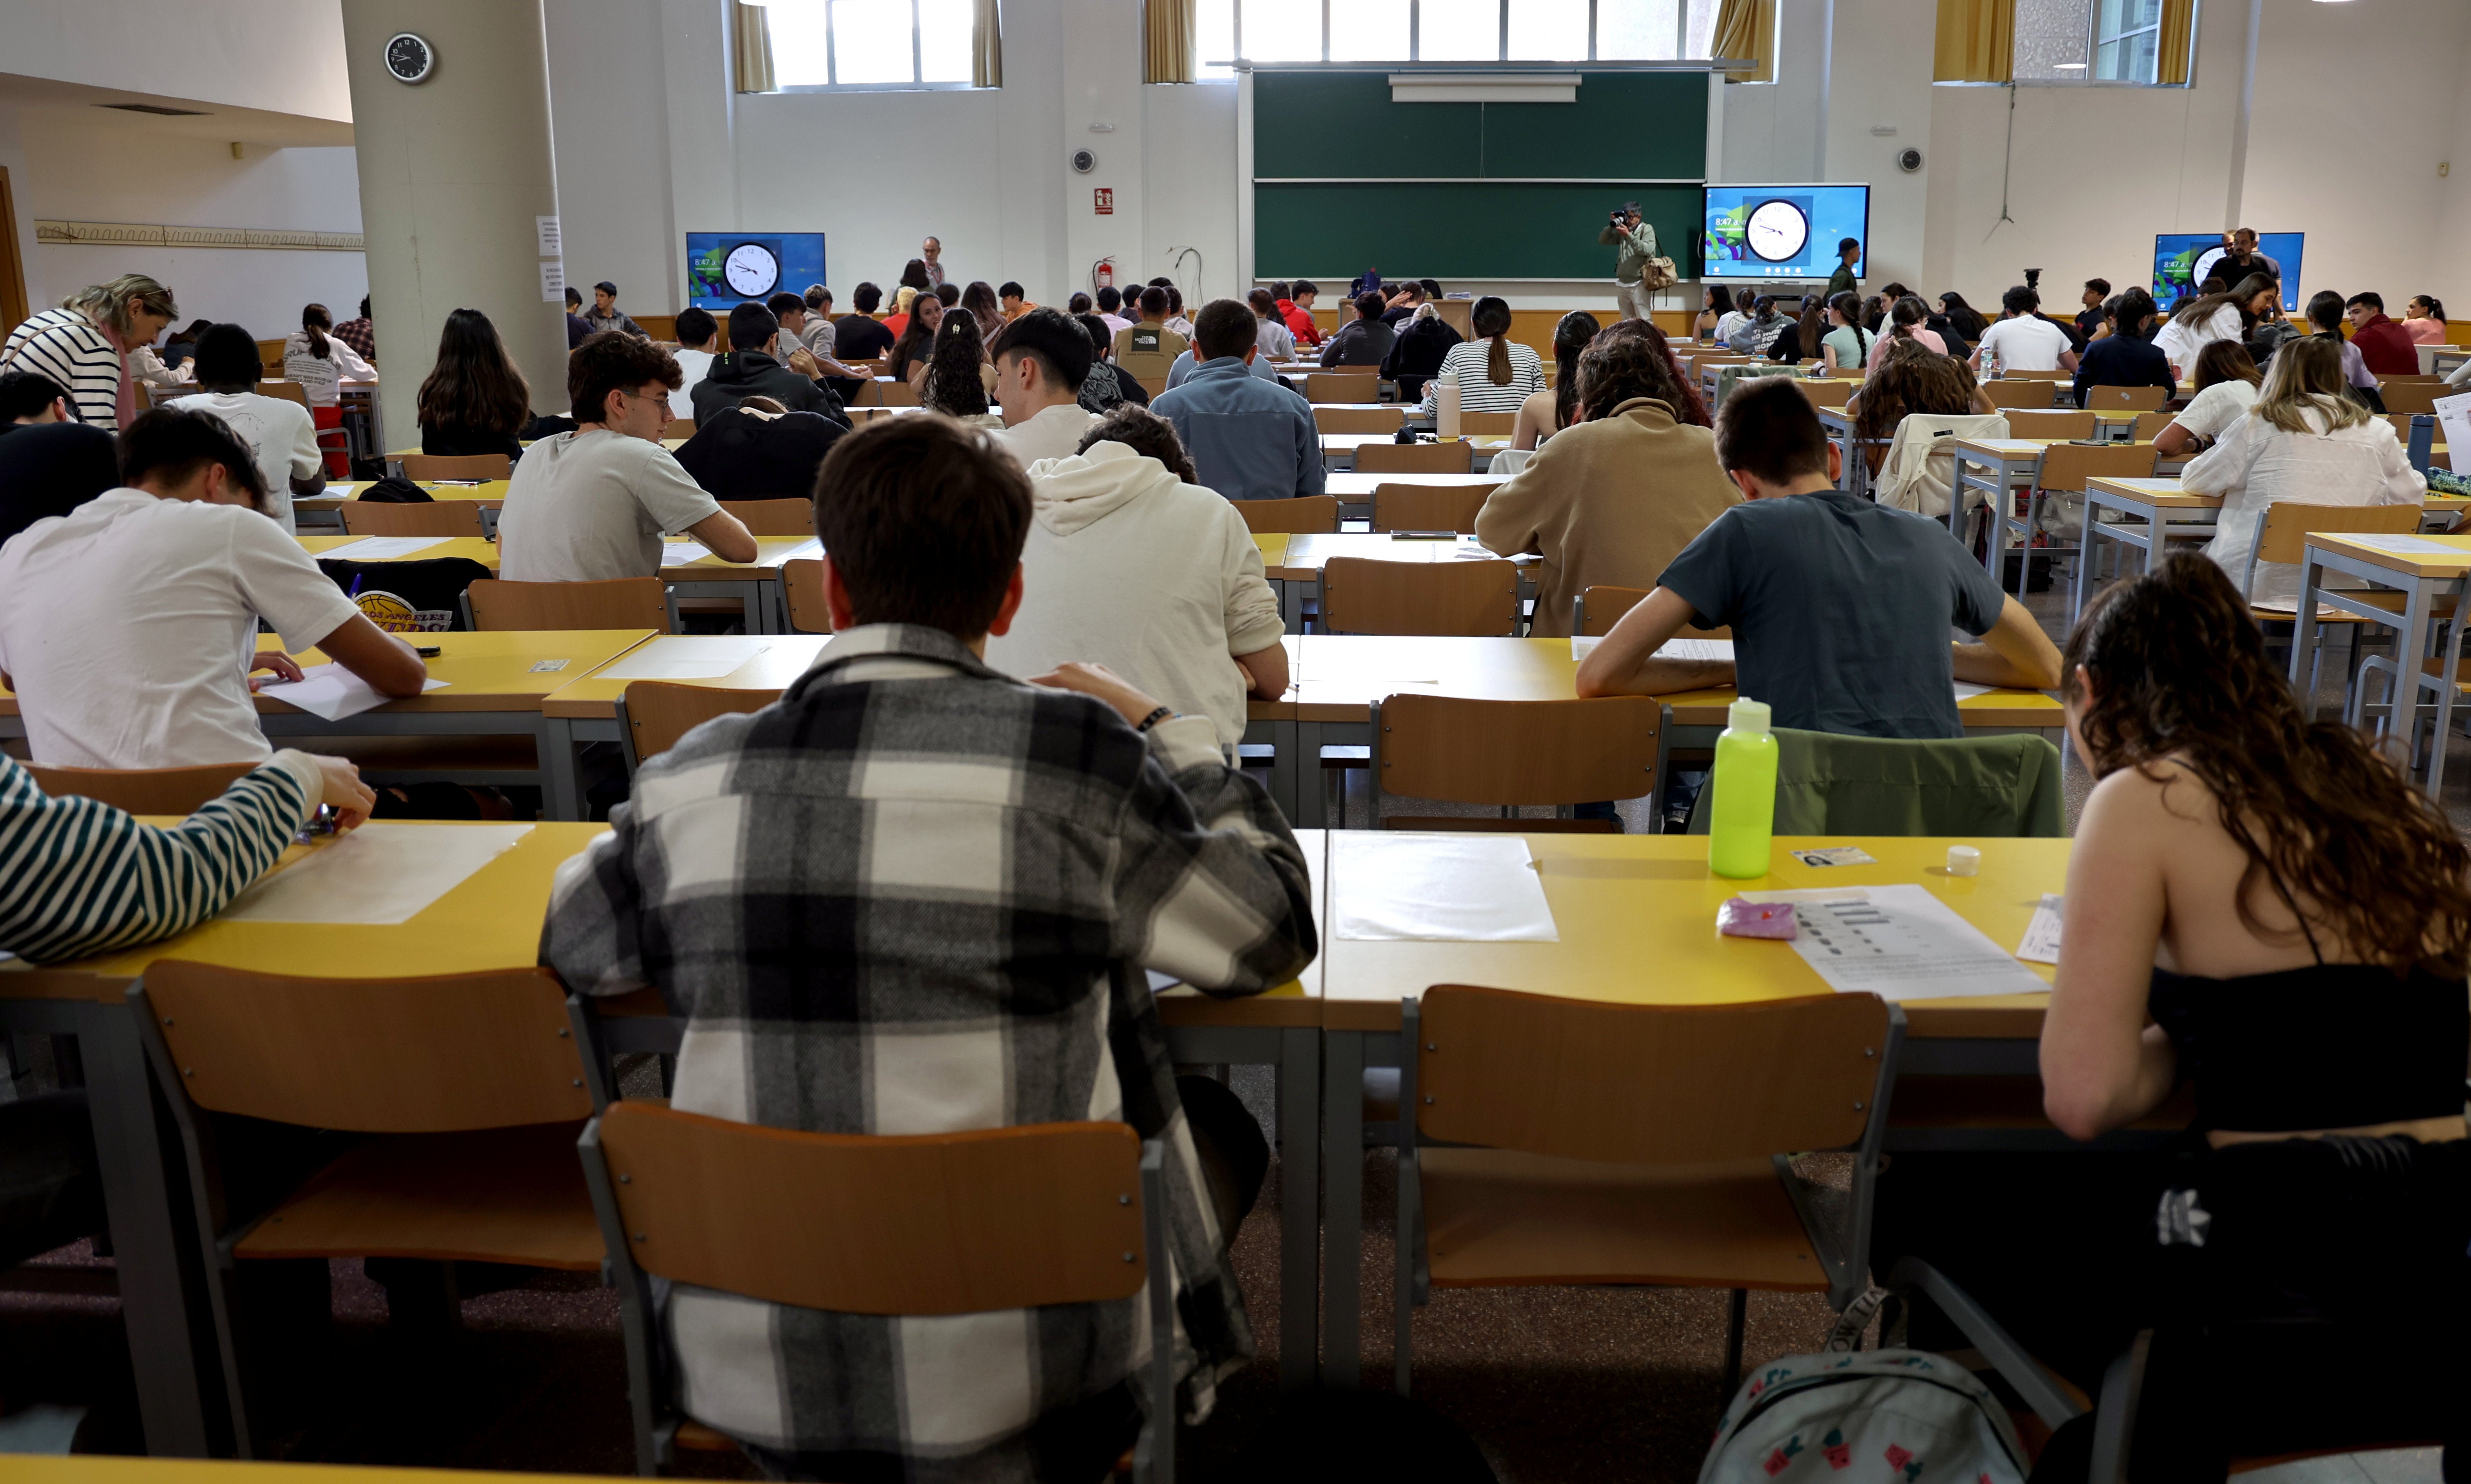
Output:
[64, 274, 177, 337]
[893, 285, 919, 317]
[2250, 338, 2371, 436]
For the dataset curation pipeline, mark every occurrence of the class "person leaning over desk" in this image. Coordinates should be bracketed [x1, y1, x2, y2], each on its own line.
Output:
[1598, 200, 1661, 324]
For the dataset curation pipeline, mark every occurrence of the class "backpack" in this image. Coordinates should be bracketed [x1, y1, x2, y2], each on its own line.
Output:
[1699, 1349, 2031, 1484]
[316, 555, 494, 632]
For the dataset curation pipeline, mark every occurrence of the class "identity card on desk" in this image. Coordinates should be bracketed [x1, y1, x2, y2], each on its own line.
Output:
[1737, 884, 2049, 1000]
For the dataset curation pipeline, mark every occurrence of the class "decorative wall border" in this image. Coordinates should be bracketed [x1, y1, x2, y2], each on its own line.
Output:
[35, 219, 364, 251]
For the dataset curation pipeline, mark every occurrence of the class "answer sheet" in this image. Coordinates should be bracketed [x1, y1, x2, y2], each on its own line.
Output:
[2337, 533, 2465, 556]
[322, 536, 450, 560]
[660, 541, 712, 565]
[1330, 831, 1560, 942]
[2015, 893, 2063, 965]
[1738, 884, 2049, 1000]
[1567, 636, 1735, 663]
[254, 662, 449, 721]
[219, 823, 535, 924]
[593, 635, 772, 681]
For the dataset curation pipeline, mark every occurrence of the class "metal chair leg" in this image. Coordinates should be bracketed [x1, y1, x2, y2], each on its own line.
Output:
[1719, 1288, 1749, 1403]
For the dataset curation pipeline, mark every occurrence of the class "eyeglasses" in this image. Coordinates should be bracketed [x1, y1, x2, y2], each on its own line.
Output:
[626, 388, 672, 408]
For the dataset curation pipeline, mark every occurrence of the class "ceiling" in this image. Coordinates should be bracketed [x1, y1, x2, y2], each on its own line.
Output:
[0, 70, 353, 147]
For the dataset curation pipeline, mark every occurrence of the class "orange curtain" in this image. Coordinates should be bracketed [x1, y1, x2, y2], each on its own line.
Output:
[1933, 0, 2015, 83]
[2156, 0, 2196, 85]
[1145, 0, 1195, 84]
[1710, 0, 1775, 84]
[731, 3, 776, 94]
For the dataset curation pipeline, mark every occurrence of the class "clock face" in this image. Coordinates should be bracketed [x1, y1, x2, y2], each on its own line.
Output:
[1745, 200, 1809, 264]
[2191, 245, 2228, 288]
[723, 243, 780, 297]
[384, 32, 433, 84]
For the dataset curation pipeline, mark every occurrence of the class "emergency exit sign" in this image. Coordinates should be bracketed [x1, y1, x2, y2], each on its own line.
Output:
[1094, 188, 1114, 215]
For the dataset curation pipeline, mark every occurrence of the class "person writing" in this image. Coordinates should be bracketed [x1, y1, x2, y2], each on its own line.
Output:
[1598, 201, 1662, 324]
[2149, 340, 2258, 457]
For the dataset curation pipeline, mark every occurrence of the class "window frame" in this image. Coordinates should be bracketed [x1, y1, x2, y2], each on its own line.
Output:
[769, 0, 984, 94]
[1999, 0, 2196, 89]
[1198, 0, 1734, 76]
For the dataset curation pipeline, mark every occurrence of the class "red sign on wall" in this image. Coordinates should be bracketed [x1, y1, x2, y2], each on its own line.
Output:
[1094, 188, 1114, 215]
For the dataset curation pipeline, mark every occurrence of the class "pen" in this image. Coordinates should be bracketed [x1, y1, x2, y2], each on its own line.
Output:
[349, 574, 363, 598]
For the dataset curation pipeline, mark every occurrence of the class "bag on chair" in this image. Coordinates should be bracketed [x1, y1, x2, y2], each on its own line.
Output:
[1698, 1349, 2031, 1484]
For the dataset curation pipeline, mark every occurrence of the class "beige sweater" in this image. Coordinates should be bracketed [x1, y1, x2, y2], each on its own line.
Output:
[1474, 397, 1742, 637]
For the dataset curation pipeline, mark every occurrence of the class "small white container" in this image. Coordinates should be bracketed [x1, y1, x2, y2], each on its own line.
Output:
[1946, 845, 1981, 877]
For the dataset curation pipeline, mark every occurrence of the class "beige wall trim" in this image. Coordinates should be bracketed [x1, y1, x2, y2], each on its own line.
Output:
[34, 220, 365, 251]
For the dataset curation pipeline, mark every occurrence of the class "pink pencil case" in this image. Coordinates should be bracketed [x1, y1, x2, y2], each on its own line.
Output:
[1717, 897, 1798, 940]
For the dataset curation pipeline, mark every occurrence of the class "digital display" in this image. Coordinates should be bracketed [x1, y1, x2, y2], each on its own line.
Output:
[1701, 185, 1870, 282]
[685, 233, 827, 311]
[2152, 232, 2303, 312]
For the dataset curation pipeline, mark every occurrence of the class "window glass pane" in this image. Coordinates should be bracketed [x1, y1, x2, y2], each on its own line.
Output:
[2014, 0, 2090, 79]
[1682, 0, 1720, 56]
[917, 0, 970, 80]
[1197, 0, 1236, 75]
[1419, 0, 1501, 60]
[1508, 0, 1588, 59]
[1329, 0, 1409, 61]
[1243, 0, 1324, 61]
[831, 0, 914, 83]
[1598, 0, 1680, 60]
[766, 0, 834, 85]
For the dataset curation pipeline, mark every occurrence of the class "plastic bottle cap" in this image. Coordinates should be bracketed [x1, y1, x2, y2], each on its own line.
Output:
[1727, 698, 1771, 736]
[1946, 845, 1981, 877]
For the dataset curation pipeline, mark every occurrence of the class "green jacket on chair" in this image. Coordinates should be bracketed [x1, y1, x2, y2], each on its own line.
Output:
[1687, 728, 2066, 838]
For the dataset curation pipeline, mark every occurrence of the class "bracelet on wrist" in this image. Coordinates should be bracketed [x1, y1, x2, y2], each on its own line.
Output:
[1134, 706, 1176, 734]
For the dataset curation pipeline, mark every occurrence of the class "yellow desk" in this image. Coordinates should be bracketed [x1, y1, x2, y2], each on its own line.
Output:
[1264, 531, 1471, 583]
[1319, 432, 1511, 472]
[2294, 530, 2471, 797]
[300, 534, 503, 571]
[660, 535, 820, 634]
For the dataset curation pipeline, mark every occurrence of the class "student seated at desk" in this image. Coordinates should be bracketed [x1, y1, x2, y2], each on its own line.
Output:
[172, 323, 324, 533]
[1317, 292, 1395, 369]
[499, 333, 757, 581]
[985, 406, 1287, 750]
[1511, 311, 1596, 449]
[1865, 296, 1947, 370]
[769, 291, 870, 399]
[1971, 285, 2080, 374]
[690, 303, 851, 428]
[1150, 299, 1324, 503]
[1248, 288, 1296, 363]
[1818, 292, 1871, 375]
[1575, 377, 2062, 738]
[2401, 293, 2450, 346]
[1477, 327, 1736, 637]
[676, 397, 844, 501]
[2154, 275, 2275, 380]
[1071, 313, 1149, 412]
[1095, 284, 1132, 339]
[1847, 337, 1994, 476]
[542, 414, 1307, 1483]
[1384, 300, 1463, 405]
[988, 307, 1099, 464]
[1275, 281, 1320, 347]
[2071, 287, 2174, 409]
[2344, 292, 2421, 378]
[282, 302, 377, 409]
[832, 282, 896, 362]
[0, 370, 119, 548]
[2150, 339, 2258, 457]
[416, 308, 532, 462]
[916, 312, 1003, 426]
[669, 306, 719, 410]
[1420, 297, 1544, 415]
[1112, 287, 1189, 384]
[2285, 289, 2381, 401]
[0, 409, 427, 768]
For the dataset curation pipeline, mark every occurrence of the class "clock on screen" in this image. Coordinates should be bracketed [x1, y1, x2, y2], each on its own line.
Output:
[1745, 200, 1810, 264]
[722, 242, 781, 297]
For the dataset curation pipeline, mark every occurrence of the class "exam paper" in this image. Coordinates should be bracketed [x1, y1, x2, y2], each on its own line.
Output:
[1331, 832, 1559, 942]
[255, 662, 449, 721]
[594, 636, 772, 681]
[660, 541, 712, 565]
[1567, 636, 1735, 663]
[1951, 681, 1996, 701]
[1739, 884, 2049, 1001]
[776, 539, 823, 563]
[2016, 893, 2063, 965]
[2338, 533, 2463, 556]
[323, 536, 449, 560]
[219, 823, 534, 924]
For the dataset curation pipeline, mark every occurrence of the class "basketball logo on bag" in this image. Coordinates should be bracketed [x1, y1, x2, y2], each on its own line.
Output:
[356, 589, 451, 633]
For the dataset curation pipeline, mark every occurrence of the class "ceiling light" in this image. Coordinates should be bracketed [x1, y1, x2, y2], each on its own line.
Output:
[2053, 62, 2087, 69]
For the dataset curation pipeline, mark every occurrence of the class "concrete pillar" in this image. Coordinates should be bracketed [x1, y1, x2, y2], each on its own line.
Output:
[340, 0, 568, 433]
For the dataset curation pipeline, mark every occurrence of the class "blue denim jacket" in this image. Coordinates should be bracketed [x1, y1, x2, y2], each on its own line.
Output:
[1149, 357, 1326, 502]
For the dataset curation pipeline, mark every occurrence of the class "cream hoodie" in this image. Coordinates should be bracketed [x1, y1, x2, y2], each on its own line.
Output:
[985, 442, 1285, 749]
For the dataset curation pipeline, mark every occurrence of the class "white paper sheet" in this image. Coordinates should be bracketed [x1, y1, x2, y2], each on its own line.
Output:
[219, 823, 534, 924]
[255, 662, 449, 721]
[1738, 884, 2050, 1001]
[2016, 893, 2063, 965]
[1951, 681, 1996, 701]
[593, 636, 773, 682]
[322, 536, 450, 560]
[661, 541, 712, 565]
[1330, 832, 1559, 942]
[776, 539, 823, 563]
[2339, 532, 2463, 556]
[2435, 389, 2471, 459]
[1568, 636, 1735, 663]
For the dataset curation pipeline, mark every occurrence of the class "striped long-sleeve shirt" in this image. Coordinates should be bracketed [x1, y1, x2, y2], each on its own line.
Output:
[1, 309, 123, 429]
[0, 751, 318, 965]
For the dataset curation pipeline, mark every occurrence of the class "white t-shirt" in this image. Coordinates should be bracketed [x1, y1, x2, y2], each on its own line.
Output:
[1975, 316, 2073, 372]
[2167, 380, 2260, 445]
[0, 489, 360, 767]
[497, 430, 724, 582]
[991, 402, 1100, 467]
[674, 349, 716, 409]
[170, 390, 323, 533]
[281, 332, 377, 407]
[2152, 304, 2245, 378]
[2185, 400, 2425, 606]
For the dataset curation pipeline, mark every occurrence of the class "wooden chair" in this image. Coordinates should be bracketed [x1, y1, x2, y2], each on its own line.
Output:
[255, 380, 310, 409]
[1315, 406, 1406, 435]
[781, 557, 833, 633]
[1979, 379, 2059, 410]
[580, 1101, 1176, 1480]
[2002, 409, 2098, 442]
[399, 453, 511, 482]
[1352, 442, 1476, 476]
[1796, 380, 1855, 408]
[1234, 496, 1339, 535]
[2005, 367, 2070, 380]
[2130, 412, 2175, 443]
[1370, 693, 1662, 829]
[134, 964, 601, 1455]
[1304, 372, 1378, 404]
[2380, 381, 2446, 416]
[718, 498, 813, 536]
[339, 500, 486, 537]
[1317, 557, 1517, 636]
[615, 682, 782, 772]
[877, 379, 921, 407]
[1392, 986, 1902, 1400]
[25, 762, 257, 815]
[1458, 411, 1516, 435]
[2083, 384, 2169, 412]
[851, 379, 885, 406]
[1370, 483, 1491, 534]
[1572, 586, 1729, 642]
[2241, 504, 2424, 682]
[1135, 376, 1170, 401]
[663, 417, 698, 439]
[465, 577, 673, 631]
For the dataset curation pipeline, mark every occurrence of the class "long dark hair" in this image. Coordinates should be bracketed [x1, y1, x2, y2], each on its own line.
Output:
[899, 259, 933, 292]
[1887, 295, 1930, 343]
[890, 295, 944, 380]
[920, 310, 990, 418]
[2188, 338, 2259, 395]
[417, 308, 532, 436]
[1826, 292, 1869, 364]
[960, 280, 1002, 338]
[1550, 311, 1599, 430]
[1852, 338, 1978, 445]
[300, 302, 332, 360]
[2411, 293, 2447, 324]
[2111, 286, 2158, 342]
[1472, 296, 1514, 386]
[1796, 294, 1827, 360]
[1703, 285, 1736, 322]
[1937, 291, 1990, 341]
[1581, 320, 1710, 427]
[2065, 555, 2471, 973]
[2171, 273, 2276, 331]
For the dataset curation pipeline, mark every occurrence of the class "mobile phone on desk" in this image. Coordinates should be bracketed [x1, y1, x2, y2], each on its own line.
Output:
[415, 645, 442, 657]
[432, 479, 485, 487]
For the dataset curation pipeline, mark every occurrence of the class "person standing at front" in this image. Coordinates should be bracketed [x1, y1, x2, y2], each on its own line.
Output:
[1598, 202, 1660, 324]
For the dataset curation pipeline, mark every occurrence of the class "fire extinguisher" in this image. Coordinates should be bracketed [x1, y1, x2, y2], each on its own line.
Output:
[1095, 258, 1115, 291]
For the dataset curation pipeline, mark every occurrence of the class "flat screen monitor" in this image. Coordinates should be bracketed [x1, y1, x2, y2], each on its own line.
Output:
[1700, 184, 1870, 283]
[2152, 232, 2303, 312]
[684, 232, 827, 311]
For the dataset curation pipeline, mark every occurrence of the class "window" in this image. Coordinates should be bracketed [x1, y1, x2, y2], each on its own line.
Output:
[1197, 0, 1728, 77]
[2011, 0, 2188, 84]
[768, 0, 977, 90]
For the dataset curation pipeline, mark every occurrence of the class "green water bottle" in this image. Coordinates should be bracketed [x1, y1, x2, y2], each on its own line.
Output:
[1708, 698, 1779, 879]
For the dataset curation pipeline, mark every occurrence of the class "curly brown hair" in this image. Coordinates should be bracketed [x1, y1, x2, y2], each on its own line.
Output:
[1076, 405, 1198, 484]
[1852, 338, 1979, 448]
[1578, 320, 1710, 426]
[920, 311, 991, 419]
[2064, 554, 2471, 973]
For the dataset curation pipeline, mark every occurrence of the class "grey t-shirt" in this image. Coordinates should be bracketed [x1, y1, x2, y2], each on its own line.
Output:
[498, 430, 723, 582]
[1658, 491, 2006, 739]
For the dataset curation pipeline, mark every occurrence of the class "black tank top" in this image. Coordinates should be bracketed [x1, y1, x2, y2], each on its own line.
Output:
[2149, 960, 2469, 1132]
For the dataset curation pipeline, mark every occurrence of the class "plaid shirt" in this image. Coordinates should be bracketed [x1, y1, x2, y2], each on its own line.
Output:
[541, 624, 1314, 1480]
[332, 317, 375, 362]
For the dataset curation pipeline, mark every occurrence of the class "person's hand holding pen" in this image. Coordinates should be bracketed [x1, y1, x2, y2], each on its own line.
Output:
[248, 652, 306, 692]
[300, 753, 378, 837]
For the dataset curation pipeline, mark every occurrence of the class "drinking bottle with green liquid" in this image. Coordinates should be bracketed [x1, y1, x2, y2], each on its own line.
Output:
[1708, 698, 1777, 879]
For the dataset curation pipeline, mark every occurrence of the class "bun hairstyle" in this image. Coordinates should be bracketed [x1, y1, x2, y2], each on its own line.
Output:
[1888, 295, 1929, 341]
[2064, 554, 2471, 973]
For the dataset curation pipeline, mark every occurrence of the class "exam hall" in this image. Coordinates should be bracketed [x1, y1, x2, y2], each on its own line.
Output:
[0, 0, 2465, 1480]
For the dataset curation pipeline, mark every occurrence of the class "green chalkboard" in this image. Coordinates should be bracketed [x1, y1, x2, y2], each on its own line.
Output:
[1254, 181, 1699, 281]
[1252, 71, 1707, 181]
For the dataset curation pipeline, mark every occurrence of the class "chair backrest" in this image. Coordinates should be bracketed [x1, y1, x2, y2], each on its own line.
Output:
[1315, 406, 1406, 434]
[1352, 441, 1476, 475]
[1234, 495, 1339, 534]
[2084, 384, 2168, 411]
[852, 378, 886, 406]
[1375, 693, 1659, 805]
[1873, 413, 2013, 517]
[2129, 412, 2174, 443]
[2380, 381, 2445, 415]
[2002, 409, 2098, 442]
[1978, 379, 2058, 409]
[781, 556, 833, 632]
[25, 762, 258, 815]
[1415, 985, 1890, 1163]
[256, 380, 310, 409]
[1570, 585, 1733, 642]
[876, 378, 921, 406]
[719, 498, 814, 536]
[622, 682, 781, 766]
[2004, 367, 2070, 380]
[1370, 482, 1491, 534]
[1458, 410, 1517, 435]
[2035, 441, 2159, 492]
[339, 500, 487, 537]
[585, 1101, 1146, 1315]
[140, 963, 591, 1131]
[467, 577, 670, 631]
[2251, 500, 2424, 568]
[1797, 379, 1854, 408]
[1319, 556, 1517, 636]
[663, 417, 698, 439]
[1684, 728, 2067, 837]
[1303, 371, 1377, 404]
[400, 453, 512, 482]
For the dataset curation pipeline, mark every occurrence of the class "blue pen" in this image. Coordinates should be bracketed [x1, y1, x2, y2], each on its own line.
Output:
[349, 574, 363, 598]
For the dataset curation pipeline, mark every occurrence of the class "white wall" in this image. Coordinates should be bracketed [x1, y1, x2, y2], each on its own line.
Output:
[0, 0, 352, 122]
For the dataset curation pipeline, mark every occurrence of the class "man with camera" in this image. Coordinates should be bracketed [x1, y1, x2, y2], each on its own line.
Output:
[1597, 202, 1662, 323]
